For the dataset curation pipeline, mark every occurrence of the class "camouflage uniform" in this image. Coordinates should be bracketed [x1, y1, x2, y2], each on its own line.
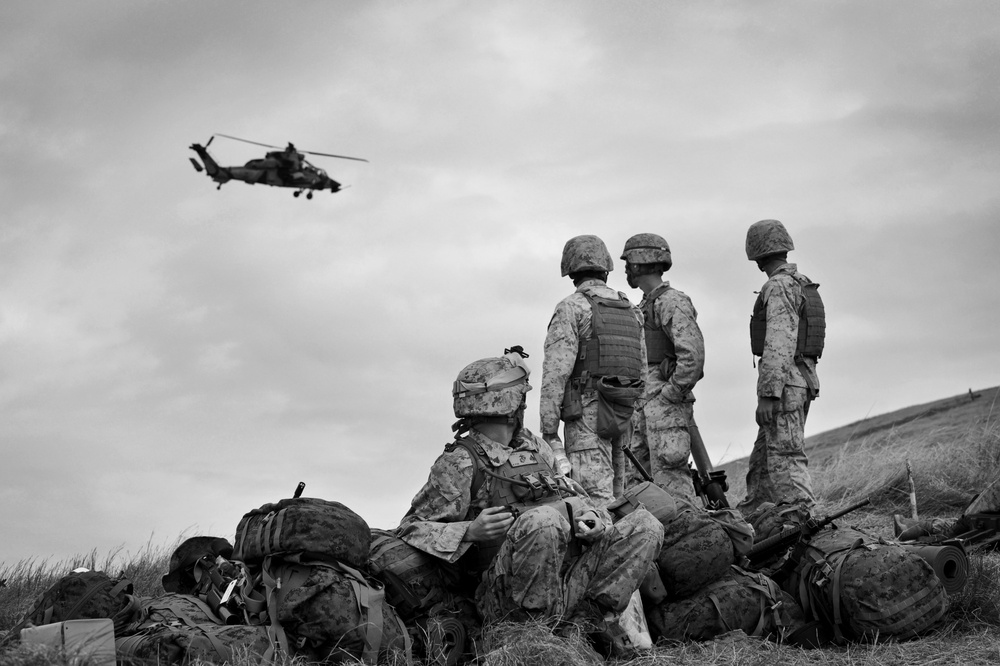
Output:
[397, 428, 664, 623]
[737, 262, 819, 515]
[540, 279, 647, 502]
[627, 282, 705, 500]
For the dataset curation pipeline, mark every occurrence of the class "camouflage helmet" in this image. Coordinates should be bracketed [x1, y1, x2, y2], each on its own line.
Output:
[621, 233, 672, 265]
[560, 235, 614, 277]
[746, 219, 794, 261]
[453, 352, 531, 418]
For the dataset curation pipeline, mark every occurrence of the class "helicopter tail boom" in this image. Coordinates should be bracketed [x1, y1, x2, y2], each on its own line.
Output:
[189, 143, 231, 184]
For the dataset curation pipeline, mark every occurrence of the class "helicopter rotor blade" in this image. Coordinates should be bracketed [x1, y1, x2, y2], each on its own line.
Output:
[300, 149, 369, 163]
[205, 136, 214, 147]
[213, 133, 283, 150]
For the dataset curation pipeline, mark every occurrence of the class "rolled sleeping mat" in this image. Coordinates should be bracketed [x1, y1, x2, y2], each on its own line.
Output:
[900, 543, 969, 595]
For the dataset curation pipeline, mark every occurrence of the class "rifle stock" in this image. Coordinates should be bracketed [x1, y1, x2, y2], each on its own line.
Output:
[748, 497, 872, 565]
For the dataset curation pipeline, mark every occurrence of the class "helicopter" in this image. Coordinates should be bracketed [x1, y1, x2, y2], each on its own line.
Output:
[188, 134, 367, 199]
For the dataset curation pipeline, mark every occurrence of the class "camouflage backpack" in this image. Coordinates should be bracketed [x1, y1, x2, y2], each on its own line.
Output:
[656, 500, 738, 599]
[259, 555, 412, 664]
[783, 527, 949, 642]
[234, 497, 372, 568]
[1, 570, 135, 646]
[368, 529, 462, 623]
[645, 565, 807, 643]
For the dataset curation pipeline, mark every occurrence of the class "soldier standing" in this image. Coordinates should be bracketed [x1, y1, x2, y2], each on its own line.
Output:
[620, 233, 705, 500]
[396, 349, 663, 649]
[737, 219, 824, 517]
[540, 235, 647, 503]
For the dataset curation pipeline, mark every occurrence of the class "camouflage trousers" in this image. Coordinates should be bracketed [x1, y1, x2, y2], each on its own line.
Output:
[737, 385, 816, 516]
[565, 390, 628, 503]
[476, 505, 664, 623]
[627, 394, 698, 501]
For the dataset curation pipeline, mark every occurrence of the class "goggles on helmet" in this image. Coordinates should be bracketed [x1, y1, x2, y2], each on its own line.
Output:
[452, 352, 531, 399]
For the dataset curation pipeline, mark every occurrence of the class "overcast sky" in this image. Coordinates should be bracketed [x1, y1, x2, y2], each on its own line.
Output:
[2, 1, 999, 566]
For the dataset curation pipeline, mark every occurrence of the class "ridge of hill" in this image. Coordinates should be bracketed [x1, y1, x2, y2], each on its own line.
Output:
[804, 385, 999, 466]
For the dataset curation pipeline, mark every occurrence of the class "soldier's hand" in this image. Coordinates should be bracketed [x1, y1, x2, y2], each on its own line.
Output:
[755, 396, 780, 426]
[573, 509, 606, 542]
[464, 506, 515, 543]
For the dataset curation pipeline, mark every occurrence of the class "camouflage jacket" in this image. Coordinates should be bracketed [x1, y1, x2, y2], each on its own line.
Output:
[396, 428, 605, 563]
[540, 279, 647, 434]
[640, 281, 705, 404]
[755, 263, 820, 399]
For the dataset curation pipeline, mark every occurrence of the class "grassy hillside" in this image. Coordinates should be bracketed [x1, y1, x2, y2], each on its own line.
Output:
[721, 385, 1000, 517]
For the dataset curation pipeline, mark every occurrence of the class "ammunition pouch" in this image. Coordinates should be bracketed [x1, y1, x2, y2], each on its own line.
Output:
[560, 379, 584, 422]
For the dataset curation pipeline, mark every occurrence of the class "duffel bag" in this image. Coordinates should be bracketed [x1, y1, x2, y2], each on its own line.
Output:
[645, 565, 806, 643]
[785, 527, 949, 642]
[234, 497, 371, 568]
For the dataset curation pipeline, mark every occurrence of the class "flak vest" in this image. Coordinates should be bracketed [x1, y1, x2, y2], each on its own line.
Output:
[571, 292, 644, 385]
[447, 437, 582, 574]
[641, 283, 677, 366]
[750, 274, 826, 360]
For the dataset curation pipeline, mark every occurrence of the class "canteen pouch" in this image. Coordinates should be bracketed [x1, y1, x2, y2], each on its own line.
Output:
[594, 377, 641, 439]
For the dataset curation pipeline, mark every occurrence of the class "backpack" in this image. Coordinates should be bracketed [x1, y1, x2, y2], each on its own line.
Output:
[368, 529, 461, 623]
[784, 527, 949, 642]
[645, 566, 807, 643]
[259, 555, 412, 664]
[117, 622, 273, 665]
[657, 501, 737, 599]
[2, 570, 135, 646]
[233, 497, 371, 568]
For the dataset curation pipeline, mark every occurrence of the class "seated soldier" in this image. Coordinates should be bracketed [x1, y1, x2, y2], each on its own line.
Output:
[396, 348, 663, 650]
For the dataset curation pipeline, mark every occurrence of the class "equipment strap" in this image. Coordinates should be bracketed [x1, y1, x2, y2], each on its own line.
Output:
[337, 560, 385, 664]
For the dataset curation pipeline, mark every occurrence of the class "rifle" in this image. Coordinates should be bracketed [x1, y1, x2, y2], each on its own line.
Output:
[623, 446, 655, 483]
[748, 497, 871, 566]
[688, 418, 730, 509]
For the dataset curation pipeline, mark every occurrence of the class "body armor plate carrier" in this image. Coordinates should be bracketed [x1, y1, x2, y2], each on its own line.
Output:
[447, 437, 581, 573]
[750, 275, 825, 359]
[572, 293, 644, 384]
[642, 283, 676, 366]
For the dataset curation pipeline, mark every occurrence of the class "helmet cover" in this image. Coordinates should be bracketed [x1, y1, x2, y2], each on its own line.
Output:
[621, 233, 672, 265]
[560, 235, 614, 277]
[453, 352, 532, 418]
[746, 219, 794, 261]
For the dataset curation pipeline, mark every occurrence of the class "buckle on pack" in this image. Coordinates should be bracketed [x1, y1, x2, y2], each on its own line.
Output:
[522, 474, 543, 492]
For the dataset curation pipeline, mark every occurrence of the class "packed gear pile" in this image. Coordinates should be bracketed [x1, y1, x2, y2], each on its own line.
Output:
[1, 475, 972, 663]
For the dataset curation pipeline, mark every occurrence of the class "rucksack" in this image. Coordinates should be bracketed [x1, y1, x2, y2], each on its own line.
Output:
[657, 501, 738, 599]
[645, 566, 807, 644]
[784, 527, 949, 642]
[233, 497, 371, 568]
[1, 570, 135, 646]
[116, 622, 273, 665]
[259, 555, 412, 664]
[368, 529, 461, 623]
